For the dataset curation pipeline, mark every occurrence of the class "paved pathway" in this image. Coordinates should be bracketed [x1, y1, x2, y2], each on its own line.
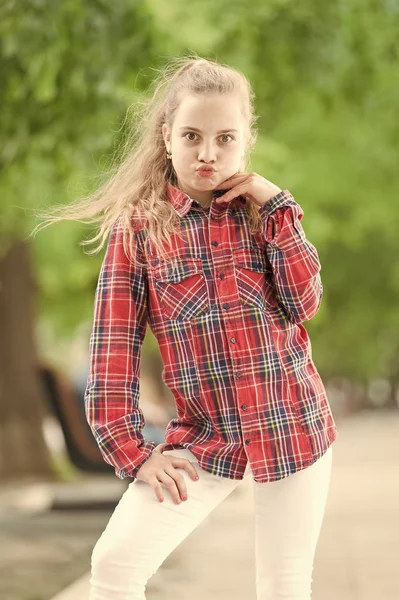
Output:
[1, 409, 398, 600]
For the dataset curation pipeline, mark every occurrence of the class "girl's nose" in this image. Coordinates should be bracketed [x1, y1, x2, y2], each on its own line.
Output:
[197, 143, 217, 163]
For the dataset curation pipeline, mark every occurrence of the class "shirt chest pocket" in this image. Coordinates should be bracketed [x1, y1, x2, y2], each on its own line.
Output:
[151, 257, 210, 321]
[232, 247, 278, 312]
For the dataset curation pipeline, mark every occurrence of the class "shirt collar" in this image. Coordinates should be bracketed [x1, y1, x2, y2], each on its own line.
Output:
[166, 181, 247, 217]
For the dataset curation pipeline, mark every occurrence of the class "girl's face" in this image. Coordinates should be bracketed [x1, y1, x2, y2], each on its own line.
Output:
[162, 92, 247, 204]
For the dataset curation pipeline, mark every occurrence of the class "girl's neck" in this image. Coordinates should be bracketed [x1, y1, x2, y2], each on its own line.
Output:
[175, 179, 213, 209]
[195, 198, 211, 209]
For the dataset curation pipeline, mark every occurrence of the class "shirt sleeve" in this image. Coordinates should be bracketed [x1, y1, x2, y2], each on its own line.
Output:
[84, 218, 156, 480]
[257, 189, 323, 324]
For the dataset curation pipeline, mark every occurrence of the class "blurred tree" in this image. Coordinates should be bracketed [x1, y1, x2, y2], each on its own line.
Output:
[0, 0, 162, 481]
[0, 241, 53, 480]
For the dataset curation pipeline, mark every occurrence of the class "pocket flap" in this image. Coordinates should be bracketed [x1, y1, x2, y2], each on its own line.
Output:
[152, 257, 204, 283]
[232, 247, 269, 272]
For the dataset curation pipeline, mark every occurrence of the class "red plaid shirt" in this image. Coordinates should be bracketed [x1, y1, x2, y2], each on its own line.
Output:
[84, 182, 338, 483]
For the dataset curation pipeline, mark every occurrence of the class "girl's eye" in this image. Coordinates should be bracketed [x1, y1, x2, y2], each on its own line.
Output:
[219, 134, 233, 143]
[185, 132, 197, 141]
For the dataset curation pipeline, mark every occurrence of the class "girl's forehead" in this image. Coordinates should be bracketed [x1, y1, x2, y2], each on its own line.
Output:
[173, 92, 245, 129]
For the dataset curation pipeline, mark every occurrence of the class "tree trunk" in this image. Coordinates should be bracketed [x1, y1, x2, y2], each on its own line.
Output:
[0, 240, 55, 482]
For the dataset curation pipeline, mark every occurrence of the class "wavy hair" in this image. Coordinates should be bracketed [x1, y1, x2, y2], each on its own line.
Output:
[30, 53, 261, 267]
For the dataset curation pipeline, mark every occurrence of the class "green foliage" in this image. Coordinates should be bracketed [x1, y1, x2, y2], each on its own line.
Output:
[0, 0, 164, 337]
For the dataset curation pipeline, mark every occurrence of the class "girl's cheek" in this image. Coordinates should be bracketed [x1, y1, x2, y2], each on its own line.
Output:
[224, 146, 241, 160]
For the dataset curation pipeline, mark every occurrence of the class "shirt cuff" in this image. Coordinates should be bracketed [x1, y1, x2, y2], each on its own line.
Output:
[116, 441, 156, 480]
[257, 189, 298, 219]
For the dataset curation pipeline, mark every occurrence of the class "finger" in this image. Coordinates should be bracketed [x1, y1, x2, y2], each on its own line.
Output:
[171, 458, 200, 481]
[216, 183, 249, 202]
[149, 478, 165, 503]
[157, 472, 183, 504]
[164, 468, 187, 502]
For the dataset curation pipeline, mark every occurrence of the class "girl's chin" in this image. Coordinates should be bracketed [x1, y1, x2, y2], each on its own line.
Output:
[193, 176, 216, 186]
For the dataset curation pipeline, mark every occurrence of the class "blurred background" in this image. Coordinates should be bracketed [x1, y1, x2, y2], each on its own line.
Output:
[1, 1, 398, 599]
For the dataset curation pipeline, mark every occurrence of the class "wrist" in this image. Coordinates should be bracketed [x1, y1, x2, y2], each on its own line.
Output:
[258, 188, 282, 209]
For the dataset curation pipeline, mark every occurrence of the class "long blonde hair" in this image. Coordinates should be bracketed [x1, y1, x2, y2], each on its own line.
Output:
[30, 53, 261, 267]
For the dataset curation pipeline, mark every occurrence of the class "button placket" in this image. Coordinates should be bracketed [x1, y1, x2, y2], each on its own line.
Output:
[209, 218, 252, 448]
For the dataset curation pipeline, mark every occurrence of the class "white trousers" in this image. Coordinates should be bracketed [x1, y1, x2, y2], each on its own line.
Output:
[89, 444, 333, 600]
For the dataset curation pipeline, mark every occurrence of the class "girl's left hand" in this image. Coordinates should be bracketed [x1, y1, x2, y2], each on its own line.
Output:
[214, 172, 282, 210]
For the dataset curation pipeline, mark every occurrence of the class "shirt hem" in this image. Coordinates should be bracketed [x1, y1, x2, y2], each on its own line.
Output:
[160, 426, 338, 484]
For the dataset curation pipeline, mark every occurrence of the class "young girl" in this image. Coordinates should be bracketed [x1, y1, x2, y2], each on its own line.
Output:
[35, 55, 338, 599]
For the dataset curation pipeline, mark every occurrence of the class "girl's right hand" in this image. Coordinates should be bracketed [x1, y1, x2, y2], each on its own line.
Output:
[135, 444, 199, 504]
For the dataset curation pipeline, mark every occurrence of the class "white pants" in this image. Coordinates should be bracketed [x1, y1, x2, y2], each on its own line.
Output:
[89, 444, 333, 600]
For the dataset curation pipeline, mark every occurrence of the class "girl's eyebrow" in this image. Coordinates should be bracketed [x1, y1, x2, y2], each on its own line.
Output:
[179, 127, 238, 134]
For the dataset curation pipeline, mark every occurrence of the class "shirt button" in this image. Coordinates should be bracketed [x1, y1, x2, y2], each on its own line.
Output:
[223, 303, 230, 310]
[230, 337, 236, 343]
[154, 258, 160, 265]
[210, 214, 216, 220]
[241, 404, 247, 410]
[219, 273, 225, 279]
[235, 371, 242, 379]
[212, 240, 219, 247]
[245, 439, 251, 445]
